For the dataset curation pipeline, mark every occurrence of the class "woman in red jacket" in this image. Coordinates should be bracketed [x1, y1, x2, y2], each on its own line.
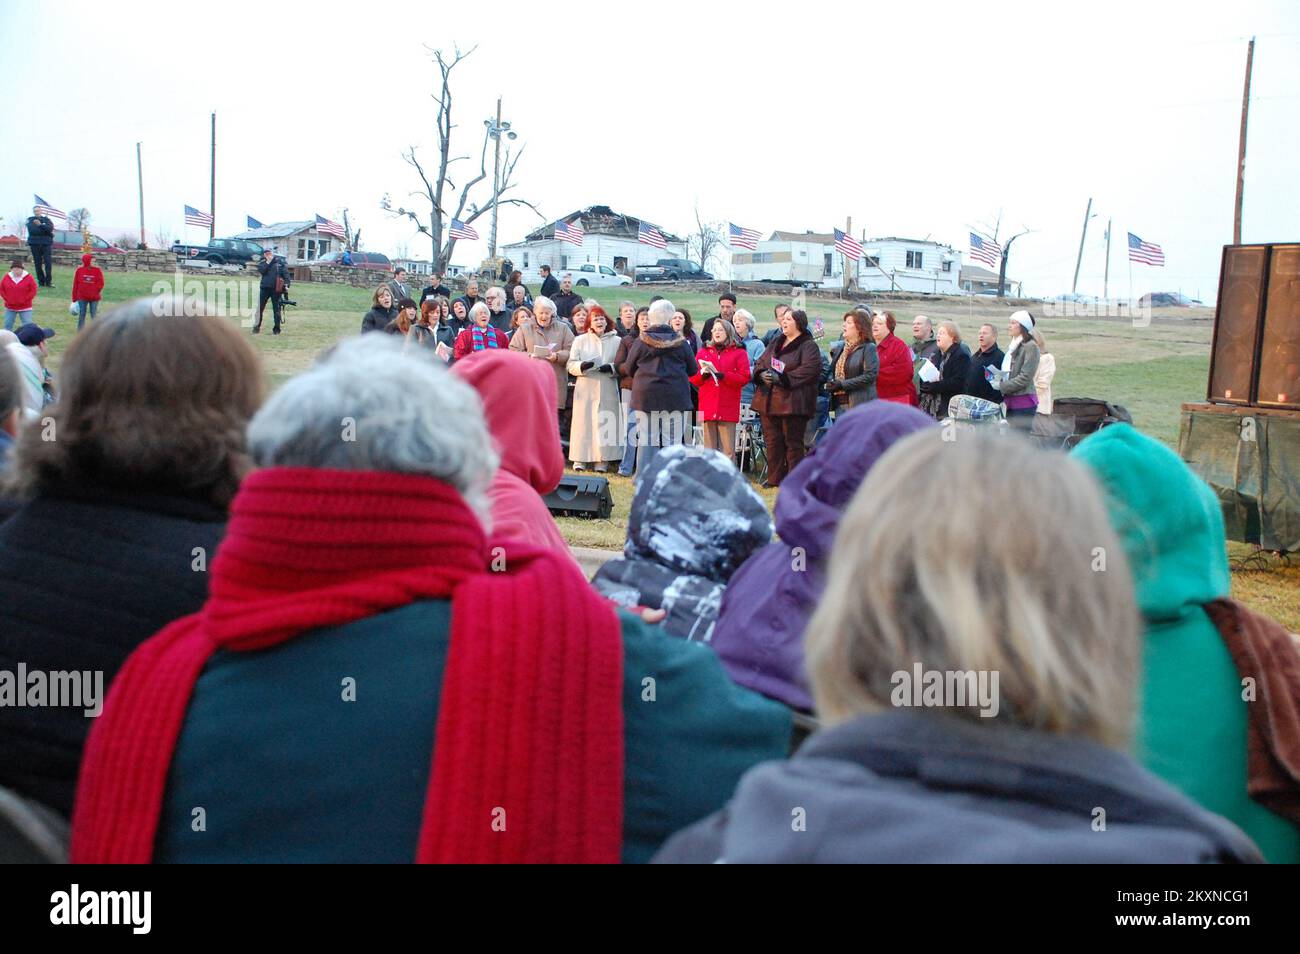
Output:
[72, 254, 105, 330]
[689, 319, 751, 459]
[871, 310, 918, 406]
[2, 259, 38, 331]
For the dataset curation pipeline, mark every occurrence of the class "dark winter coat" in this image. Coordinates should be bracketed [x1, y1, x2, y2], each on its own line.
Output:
[0, 485, 226, 816]
[965, 344, 1006, 404]
[654, 711, 1264, 863]
[593, 444, 773, 643]
[419, 283, 451, 303]
[709, 402, 934, 710]
[920, 343, 972, 419]
[551, 290, 583, 320]
[257, 256, 290, 291]
[539, 273, 560, 299]
[25, 216, 54, 247]
[751, 332, 822, 418]
[827, 339, 878, 411]
[361, 304, 398, 334]
[622, 325, 699, 413]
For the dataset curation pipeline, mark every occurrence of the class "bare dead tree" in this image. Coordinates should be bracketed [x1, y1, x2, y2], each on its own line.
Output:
[688, 206, 724, 273]
[382, 46, 543, 273]
[341, 208, 362, 251]
[67, 208, 91, 231]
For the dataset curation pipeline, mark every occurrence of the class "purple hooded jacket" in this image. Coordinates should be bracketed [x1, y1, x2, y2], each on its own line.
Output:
[709, 401, 934, 711]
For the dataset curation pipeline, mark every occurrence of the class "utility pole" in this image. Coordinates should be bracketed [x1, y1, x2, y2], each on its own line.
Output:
[209, 112, 216, 240]
[1072, 197, 1092, 295]
[1103, 217, 1112, 302]
[483, 97, 517, 261]
[136, 142, 145, 249]
[1233, 38, 1254, 244]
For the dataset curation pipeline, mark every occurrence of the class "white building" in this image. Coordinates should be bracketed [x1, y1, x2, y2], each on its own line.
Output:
[732, 231, 963, 294]
[502, 205, 686, 283]
[231, 220, 339, 266]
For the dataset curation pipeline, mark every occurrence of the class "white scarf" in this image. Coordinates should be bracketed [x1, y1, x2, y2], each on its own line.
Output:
[1001, 336, 1021, 374]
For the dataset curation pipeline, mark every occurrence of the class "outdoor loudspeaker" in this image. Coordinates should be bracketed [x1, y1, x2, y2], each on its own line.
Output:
[1256, 243, 1300, 410]
[543, 475, 614, 520]
[1208, 245, 1267, 405]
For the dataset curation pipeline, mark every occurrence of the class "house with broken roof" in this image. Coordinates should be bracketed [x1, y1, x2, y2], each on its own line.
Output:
[502, 205, 686, 283]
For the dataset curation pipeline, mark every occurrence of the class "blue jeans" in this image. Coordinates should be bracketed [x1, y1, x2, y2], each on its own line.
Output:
[3, 309, 32, 331]
[618, 391, 637, 476]
[77, 299, 99, 329]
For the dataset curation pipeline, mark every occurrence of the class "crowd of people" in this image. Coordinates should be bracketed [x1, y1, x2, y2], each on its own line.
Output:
[0, 275, 1296, 864]
[357, 269, 1059, 487]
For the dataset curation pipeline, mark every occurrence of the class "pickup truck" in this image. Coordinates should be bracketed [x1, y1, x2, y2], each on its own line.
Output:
[635, 258, 714, 283]
[567, 262, 632, 287]
[172, 237, 265, 266]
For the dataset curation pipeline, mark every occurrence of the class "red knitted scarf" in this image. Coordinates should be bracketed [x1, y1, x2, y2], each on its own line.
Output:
[70, 467, 624, 863]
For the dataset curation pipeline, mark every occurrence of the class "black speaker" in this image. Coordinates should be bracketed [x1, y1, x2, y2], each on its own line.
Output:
[1209, 245, 1267, 404]
[1257, 243, 1300, 409]
[543, 475, 614, 520]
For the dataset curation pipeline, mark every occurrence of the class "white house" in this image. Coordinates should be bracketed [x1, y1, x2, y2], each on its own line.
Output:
[731, 231, 963, 294]
[231, 220, 339, 266]
[502, 205, 686, 283]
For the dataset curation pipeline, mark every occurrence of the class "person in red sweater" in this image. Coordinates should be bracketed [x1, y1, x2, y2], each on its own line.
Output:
[871, 310, 918, 406]
[72, 254, 105, 330]
[2, 259, 38, 331]
[453, 301, 510, 359]
[689, 319, 751, 459]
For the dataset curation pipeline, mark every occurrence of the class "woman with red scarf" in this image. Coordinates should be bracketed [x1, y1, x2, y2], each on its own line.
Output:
[871, 310, 918, 406]
[70, 336, 790, 864]
[453, 301, 510, 359]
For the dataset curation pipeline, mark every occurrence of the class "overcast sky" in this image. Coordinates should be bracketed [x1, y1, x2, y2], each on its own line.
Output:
[2, 0, 1296, 300]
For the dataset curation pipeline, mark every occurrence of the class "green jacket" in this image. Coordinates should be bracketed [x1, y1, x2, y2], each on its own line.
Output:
[153, 603, 791, 864]
[1073, 424, 1299, 863]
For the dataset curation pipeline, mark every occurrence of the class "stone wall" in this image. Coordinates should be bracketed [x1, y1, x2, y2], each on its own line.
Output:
[8, 247, 181, 272]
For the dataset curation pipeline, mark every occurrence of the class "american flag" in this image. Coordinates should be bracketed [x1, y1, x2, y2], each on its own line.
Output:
[555, 218, 585, 246]
[969, 232, 1002, 268]
[315, 214, 346, 240]
[638, 221, 667, 249]
[33, 194, 67, 221]
[729, 222, 761, 250]
[246, 215, 264, 229]
[834, 228, 863, 260]
[449, 218, 479, 241]
[1127, 232, 1165, 266]
[184, 205, 213, 228]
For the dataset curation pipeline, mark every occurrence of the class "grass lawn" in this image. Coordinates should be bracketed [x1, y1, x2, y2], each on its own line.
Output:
[19, 265, 1300, 630]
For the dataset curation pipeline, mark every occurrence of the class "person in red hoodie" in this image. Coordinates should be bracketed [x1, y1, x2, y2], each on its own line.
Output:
[689, 318, 751, 459]
[72, 254, 105, 330]
[451, 348, 578, 568]
[2, 259, 38, 331]
[871, 310, 918, 406]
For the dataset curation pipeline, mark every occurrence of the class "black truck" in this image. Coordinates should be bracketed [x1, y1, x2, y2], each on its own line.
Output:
[172, 237, 265, 266]
[635, 258, 714, 283]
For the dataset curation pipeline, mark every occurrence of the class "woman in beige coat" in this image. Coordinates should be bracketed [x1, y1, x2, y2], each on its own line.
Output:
[566, 305, 624, 471]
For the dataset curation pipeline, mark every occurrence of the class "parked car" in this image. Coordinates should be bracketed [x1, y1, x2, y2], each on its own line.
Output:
[314, 250, 392, 271]
[172, 237, 264, 265]
[567, 263, 632, 287]
[0, 230, 127, 254]
[635, 258, 713, 283]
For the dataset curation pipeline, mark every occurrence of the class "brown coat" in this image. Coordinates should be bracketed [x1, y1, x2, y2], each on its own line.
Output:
[509, 319, 574, 409]
[751, 332, 822, 418]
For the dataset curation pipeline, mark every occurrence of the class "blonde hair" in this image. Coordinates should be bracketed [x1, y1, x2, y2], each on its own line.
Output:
[806, 430, 1140, 748]
[937, 320, 961, 344]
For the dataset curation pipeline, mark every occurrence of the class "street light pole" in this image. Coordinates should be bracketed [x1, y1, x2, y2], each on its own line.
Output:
[483, 97, 518, 262]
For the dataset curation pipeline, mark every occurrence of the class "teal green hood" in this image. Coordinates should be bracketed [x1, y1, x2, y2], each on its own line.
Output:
[1072, 424, 1230, 623]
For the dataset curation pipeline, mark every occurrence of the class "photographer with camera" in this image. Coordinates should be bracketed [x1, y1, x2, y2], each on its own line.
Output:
[255, 248, 291, 335]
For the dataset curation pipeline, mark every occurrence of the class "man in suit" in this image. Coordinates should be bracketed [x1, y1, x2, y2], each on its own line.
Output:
[387, 268, 412, 305]
[25, 208, 55, 288]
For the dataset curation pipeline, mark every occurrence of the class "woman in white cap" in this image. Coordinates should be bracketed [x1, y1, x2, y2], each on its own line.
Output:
[997, 310, 1041, 429]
